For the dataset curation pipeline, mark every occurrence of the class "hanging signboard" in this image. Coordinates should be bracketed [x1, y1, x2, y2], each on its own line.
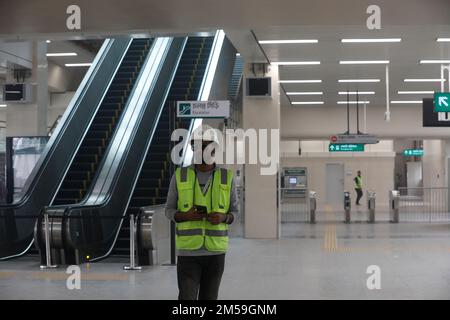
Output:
[177, 101, 230, 118]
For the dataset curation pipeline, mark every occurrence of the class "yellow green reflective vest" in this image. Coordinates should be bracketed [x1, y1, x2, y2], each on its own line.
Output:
[175, 166, 233, 252]
[355, 176, 362, 189]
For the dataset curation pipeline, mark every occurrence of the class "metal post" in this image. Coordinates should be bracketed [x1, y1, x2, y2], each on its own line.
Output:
[368, 192, 376, 223]
[344, 191, 351, 223]
[40, 212, 58, 269]
[356, 90, 360, 134]
[385, 64, 390, 122]
[124, 213, 142, 270]
[309, 191, 317, 224]
[390, 190, 400, 223]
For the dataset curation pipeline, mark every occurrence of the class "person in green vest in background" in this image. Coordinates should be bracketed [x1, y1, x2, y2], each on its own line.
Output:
[165, 125, 237, 300]
[354, 170, 363, 205]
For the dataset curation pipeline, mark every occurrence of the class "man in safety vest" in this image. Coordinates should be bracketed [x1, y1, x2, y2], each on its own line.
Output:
[354, 170, 363, 205]
[165, 125, 238, 300]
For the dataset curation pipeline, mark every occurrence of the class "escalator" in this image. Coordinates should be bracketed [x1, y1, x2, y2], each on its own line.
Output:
[38, 32, 235, 265]
[111, 36, 215, 256]
[52, 38, 153, 205]
[0, 38, 149, 260]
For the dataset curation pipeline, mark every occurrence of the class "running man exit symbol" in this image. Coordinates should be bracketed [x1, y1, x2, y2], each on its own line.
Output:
[434, 93, 450, 112]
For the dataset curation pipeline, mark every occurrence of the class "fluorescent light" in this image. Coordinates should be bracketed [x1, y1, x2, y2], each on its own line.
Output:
[339, 79, 380, 83]
[279, 80, 322, 84]
[272, 61, 320, 65]
[338, 101, 370, 104]
[0, 104, 6, 107]
[437, 38, 450, 42]
[287, 92, 323, 95]
[259, 39, 318, 44]
[236, 53, 240, 56]
[340, 60, 389, 64]
[398, 91, 434, 95]
[420, 60, 450, 64]
[391, 100, 422, 104]
[46, 40, 51, 43]
[404, 78, 446, 82]
[291, 101, 324, 105]
[65, 63, 92, 67]
[341, 38, 401, 43]
[46, 52, 77, 57]
[338, 91, 375, 95]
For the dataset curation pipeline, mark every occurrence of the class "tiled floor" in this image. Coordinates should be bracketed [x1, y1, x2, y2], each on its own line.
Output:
[1, 220, 450, 299]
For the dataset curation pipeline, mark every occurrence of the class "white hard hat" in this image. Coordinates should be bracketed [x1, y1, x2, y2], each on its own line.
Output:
[190, 124, 220, 145]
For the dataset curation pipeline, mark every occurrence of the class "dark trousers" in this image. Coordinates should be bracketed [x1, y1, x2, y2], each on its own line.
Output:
[355, 188, 363, 204]
[177, 254, 225, 300]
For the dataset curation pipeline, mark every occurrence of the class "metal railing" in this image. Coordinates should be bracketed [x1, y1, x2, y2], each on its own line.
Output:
[280, 187, 310, 223]
[397, 187, 450, 222]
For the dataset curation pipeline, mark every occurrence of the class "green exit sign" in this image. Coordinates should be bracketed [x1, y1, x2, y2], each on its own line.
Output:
[434, 93, 450, 112]
[329, 143, 365, 152]
[403, 149, 424, 157]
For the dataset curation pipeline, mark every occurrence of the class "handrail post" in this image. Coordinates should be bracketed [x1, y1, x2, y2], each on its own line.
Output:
[40, 212, 58, 269]
[123, 213, 142, 270]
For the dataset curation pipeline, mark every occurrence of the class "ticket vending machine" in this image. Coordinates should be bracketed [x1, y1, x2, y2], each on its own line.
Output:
[281, 167, 308, 199]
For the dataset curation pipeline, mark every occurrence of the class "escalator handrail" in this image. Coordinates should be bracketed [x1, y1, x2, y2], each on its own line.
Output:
[45, 38, 157, 211]
[47, 38, 134, 206]
[57, 37, 181, 216]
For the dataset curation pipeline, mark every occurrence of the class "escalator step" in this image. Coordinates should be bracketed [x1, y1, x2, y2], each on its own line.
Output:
[71, 162, 95, 171]
[102, 96, 124, 104]
[107, 90, 128, 97]
[62, 180, 86, 189]
[90, 124, 112, 132]
[57, 189, 84, 199]
[92, 117, 116, 125]
[101, 102, 122, 110]
[83, 138, 106, 147]
[78, 146, 104, 155]
[97, 109, 119, 118]
[52, 198, 80, 206]
[65, 171, 91, 181]
[84, 131, 109, 140]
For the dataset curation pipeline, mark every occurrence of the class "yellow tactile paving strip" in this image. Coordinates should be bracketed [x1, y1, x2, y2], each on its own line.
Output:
[322, 205, 339, 252]
[321, 205, 450, 254]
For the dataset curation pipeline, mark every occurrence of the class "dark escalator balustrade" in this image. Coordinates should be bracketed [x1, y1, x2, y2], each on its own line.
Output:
[52, 39, 154, 206]
[111, 37, 214, 257]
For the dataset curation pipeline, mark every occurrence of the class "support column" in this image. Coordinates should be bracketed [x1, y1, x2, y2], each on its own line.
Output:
[34, 41, 48, 136]
[243, 63, 280, 239]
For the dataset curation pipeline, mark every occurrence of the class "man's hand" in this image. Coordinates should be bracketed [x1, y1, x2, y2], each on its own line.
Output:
[175, 208, 207, 222]
[207, 213, 226, 225]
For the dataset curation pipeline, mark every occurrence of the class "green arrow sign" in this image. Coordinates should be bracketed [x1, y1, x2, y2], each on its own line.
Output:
[403, 149, 424, 157]
[329, 143, 365, 152]
[434, 93, 450, 112]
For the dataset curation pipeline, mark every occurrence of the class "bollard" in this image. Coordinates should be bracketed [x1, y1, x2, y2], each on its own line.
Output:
[40, 212, 58, 269]
[123, 213, 142, 270]
[390, 190, 400, 223]
[344, 191, 351, 223]
[309, 191, 317, 224]
[367, 192, 376, 223]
